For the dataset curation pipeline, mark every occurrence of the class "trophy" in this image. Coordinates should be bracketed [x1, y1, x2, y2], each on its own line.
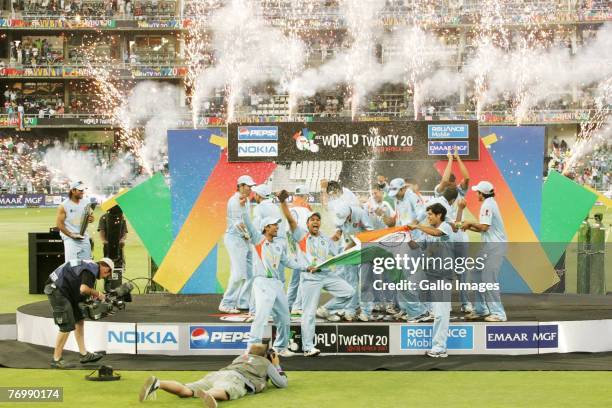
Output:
[78, 198, 98, 237]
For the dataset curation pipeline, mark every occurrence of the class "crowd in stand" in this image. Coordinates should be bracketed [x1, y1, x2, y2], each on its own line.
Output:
[8, 39, 63, 67]
[548, 137, 611, 193]
[8, 0, 178, 17]
[2, 87, 65, 118]
[0, 135, 140, 194]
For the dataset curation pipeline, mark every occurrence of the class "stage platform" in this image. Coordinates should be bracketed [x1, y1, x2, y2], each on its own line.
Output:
[16, 294, 612, 357]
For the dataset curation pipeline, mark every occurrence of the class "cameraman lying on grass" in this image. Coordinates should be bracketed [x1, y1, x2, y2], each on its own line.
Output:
[44, 257, 114, 368]
[139, 343, 288, 407]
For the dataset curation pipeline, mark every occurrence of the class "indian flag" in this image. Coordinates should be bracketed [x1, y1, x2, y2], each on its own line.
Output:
[314, 226, 413, 270]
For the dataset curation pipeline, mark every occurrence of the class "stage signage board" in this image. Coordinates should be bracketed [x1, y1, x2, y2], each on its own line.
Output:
[486, 325, 559, 349]
[188, 325, 251, 350]
[400, 324, 474, 351]
[228, 121, 479, 162]
[337, 325, 390, 353]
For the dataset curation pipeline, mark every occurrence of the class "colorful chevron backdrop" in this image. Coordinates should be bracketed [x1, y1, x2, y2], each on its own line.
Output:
[112, 126, 599, 294]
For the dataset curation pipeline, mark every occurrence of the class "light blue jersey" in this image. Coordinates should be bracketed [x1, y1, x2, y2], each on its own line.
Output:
[479, 197, 507, 243]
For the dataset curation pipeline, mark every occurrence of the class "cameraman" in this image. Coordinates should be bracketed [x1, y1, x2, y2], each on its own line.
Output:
[139, 343, 288, 407]
[44, 257, 114, 368]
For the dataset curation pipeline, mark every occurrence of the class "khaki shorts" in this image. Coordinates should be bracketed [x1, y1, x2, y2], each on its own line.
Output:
[185, 371, 248, 400]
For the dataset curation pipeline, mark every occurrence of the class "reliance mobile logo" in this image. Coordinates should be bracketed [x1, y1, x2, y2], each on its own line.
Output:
[401, 325, 474, 350]
[237, 126, 278, 141]
[428, 124, 469, 139]
[293, 128, 319, 153]
[189, 326, 251, 349]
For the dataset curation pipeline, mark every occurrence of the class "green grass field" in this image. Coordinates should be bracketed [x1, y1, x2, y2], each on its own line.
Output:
[0, 207, 611, 407]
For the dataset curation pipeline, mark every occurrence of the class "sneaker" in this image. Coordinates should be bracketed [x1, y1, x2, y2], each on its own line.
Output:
[385, 305, 400, 315]
[405, 312, 432, 323]
[357, 312, 369, 322]
[464, 312, 490, 320]
[277, 349, 297, 358]
[343, 313, 355, 322]
[392, 311, 406, 321]
[426, 350, 448, 358]
[50, 357, 74, 369]
[325, 314, 341, 322]
[218, 305, 240, 314]
[317, 307, 340, 322]
[291, 309, 303, 315]
[336, 310, 346, 317]
[303, 347, 321, 357]
[139, 375, 160, 402]
[195, 389, 218, 408]
[80, 351, 104, 364]
[245, 314, 255, 323]
[460, 303, 474, 314]
[484, 315, 507, 322]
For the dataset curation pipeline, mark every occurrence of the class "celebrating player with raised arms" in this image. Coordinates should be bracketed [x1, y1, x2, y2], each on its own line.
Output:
[238, 196, 308, 357]
[278, 190, 354, 357]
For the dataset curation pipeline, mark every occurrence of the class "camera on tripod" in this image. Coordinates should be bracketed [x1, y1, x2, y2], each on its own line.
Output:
[78, 282, 134, 320]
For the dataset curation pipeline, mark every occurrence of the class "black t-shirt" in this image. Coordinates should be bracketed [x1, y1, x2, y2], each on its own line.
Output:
[80, 270, 96, 290]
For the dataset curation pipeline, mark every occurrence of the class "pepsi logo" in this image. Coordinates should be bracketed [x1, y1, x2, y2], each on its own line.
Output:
[190, 327, 210, 346]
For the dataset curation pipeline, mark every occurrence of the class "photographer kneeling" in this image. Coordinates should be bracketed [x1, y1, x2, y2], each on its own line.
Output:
[45, 257, 114, 368]
[139, 343, 288, 407]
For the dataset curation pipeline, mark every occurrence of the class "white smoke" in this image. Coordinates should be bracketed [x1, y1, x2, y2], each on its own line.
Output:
[191, 0, 306, 121]
[43, 145, 133, 194]
[119, 81, 183, 173]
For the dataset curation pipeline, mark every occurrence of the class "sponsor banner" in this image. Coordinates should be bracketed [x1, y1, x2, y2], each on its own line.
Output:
[0, 18, 115, 28]
[0, 116, 37, 127]
[237, 142, 278, 157]
[486, 324, 558, 349]
[105, 323, 138, 354]
[400, 325, 474, 350]
[272, 324, 338, 354]
[428, 140, 469, 156]
[428, 124, 469, 139]
[137, 20, 186, 29]
[189, 325, 251, 350]
[337, 325, 389, 353]
[0, 194, 44, 208]
[134, 324, 180, 351]
[131, 67, 187, 78]
[238, 126, 279, 141]
[0, 67, 92, 78]
[228, 121, 479, 162]
[107, 324, 179, 352]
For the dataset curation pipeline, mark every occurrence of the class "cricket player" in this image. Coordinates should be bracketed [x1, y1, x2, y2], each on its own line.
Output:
[56, 181, 94, 261]
[240, 202, 308, 357]
[286, 185, 313, 314]
[252, 184, 287, 239]
[326, 201, 374, 322]
[409, 203, 455, 358]
[278, 190, 353, 356]
[219, 175, 256, 314]
[384, 178, 429, 322]
[435, 148, 473, 314]
[462, 181, 507, 322]
[364, 183, 398, 315]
